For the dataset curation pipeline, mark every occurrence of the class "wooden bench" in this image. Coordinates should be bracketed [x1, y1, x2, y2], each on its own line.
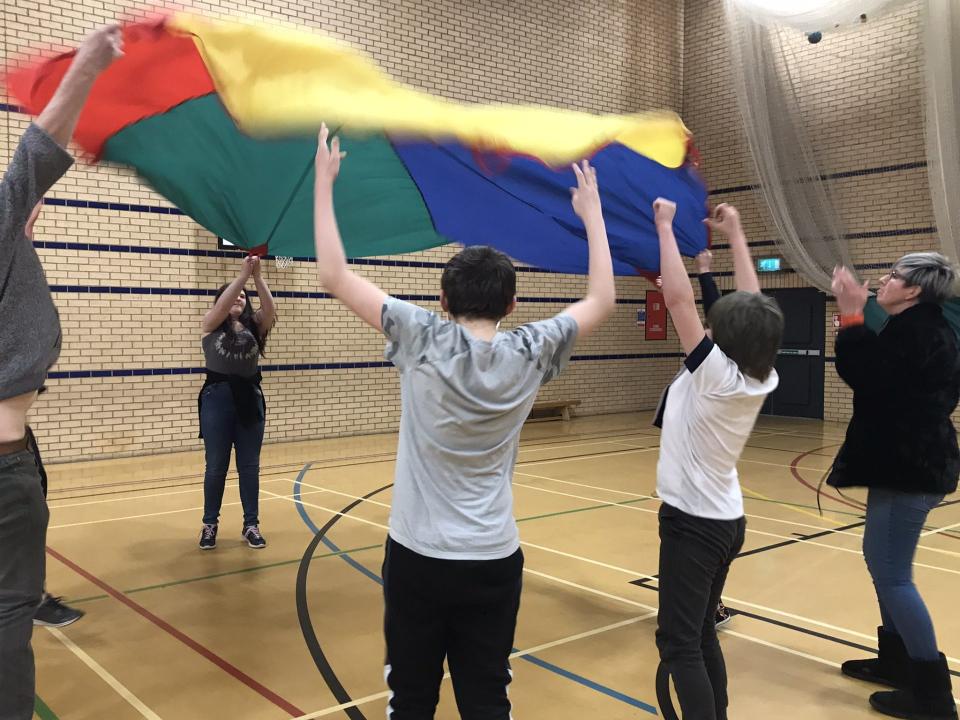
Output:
[527, 399, 582, 423]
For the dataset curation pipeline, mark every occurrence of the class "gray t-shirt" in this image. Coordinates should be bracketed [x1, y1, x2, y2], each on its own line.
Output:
[202, 326, 261, 377]
[382, 296, 578, 560]
[0, 125, 73, 401]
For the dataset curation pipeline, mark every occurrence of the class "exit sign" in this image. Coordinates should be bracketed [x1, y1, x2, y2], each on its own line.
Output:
[757, 257, 781, 272]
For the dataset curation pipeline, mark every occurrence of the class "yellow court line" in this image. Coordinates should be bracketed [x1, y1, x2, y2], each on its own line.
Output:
[46, 627, 163, 720]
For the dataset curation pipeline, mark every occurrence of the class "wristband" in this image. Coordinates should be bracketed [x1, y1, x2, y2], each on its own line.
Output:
[839, 313, 864, 328]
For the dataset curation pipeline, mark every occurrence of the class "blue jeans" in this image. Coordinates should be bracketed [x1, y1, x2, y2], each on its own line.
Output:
[200, 382, 265, 527]
[863, 487, 944, 661]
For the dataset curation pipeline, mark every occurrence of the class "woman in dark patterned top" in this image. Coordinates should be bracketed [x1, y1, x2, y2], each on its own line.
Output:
[198, 256, 276, 550]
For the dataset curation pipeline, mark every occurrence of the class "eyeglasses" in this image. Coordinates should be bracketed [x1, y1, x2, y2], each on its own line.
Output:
[887, 269, 906, 281]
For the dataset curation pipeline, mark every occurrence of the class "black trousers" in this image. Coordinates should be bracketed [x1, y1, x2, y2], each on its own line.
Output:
[655, 503, 746, 720]
[0, 431, 49, 720]
[382, 536, 523, 720]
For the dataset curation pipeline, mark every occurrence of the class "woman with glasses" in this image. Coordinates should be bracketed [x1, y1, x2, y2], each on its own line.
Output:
[830, 253, 959, 720]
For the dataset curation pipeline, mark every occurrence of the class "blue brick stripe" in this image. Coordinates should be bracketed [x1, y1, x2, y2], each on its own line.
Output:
[45, 352, 685, 380]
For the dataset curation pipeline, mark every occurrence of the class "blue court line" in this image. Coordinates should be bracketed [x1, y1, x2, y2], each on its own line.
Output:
[290, 465, 658, 715]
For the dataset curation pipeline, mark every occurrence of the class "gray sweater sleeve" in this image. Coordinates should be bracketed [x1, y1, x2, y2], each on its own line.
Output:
[0, 124, 73, 250]
[0, 125, 73, 400]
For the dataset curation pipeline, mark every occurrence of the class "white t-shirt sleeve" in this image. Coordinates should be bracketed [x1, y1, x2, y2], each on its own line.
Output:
[382, 296, 442, 371]
[685, 337, 740, 395]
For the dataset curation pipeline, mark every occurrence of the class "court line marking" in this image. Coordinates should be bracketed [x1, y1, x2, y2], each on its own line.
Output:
[290, 475, 660, 716]
[510, 477, 960, 572]
[47, 477, 294, 509]
[47, 547, 307, 716]
[923, 520, 960, 538]
[46, 627, 163, 720]
[512, 472, 960, 561]
[47, 484, 324, 529]
[44, 432, 658, 508]
[42, 426, 658, 500]
[286, 613, 661, 720]
[520, 567, 937, 671]
[271, 483, 960, 665]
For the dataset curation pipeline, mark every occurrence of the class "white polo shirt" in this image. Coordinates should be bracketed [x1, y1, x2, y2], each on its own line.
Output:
[654, 336, 778, 520]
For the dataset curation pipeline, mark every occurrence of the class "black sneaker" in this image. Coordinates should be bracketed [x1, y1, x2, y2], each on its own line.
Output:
[243, 525, 266, 549]
[715, 601, 733, 629]
[199, 523, 218, 550]
[34, 595, 85, 627]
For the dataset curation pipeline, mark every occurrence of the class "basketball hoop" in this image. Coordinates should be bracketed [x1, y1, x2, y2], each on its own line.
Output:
[274, 255, 295, 270]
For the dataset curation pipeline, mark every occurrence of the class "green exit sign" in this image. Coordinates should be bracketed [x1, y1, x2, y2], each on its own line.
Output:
[757, 257, 781, 272]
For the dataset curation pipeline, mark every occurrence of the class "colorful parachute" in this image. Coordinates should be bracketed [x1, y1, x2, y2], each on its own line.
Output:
[7, 16, 709, 274]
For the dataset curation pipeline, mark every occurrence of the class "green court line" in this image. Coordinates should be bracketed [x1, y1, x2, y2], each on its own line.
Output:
[67, 542, 384, 605]
[66, 496, 658, 605]
[66, 485, 939, 609]
[516, 497, 653, 523]
[34, 695, 59, 720]
[741, 493, 864, 518]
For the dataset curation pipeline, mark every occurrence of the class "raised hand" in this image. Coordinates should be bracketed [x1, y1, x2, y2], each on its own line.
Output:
[241, 255, 258, 278]
[74, 25, 124, 75]
[831, 266, 869, 316]
[703, 203, 743, 239]
[653, 197, 677, 227]
[316, 123, 347, 185]
[570, 159, 601, 221]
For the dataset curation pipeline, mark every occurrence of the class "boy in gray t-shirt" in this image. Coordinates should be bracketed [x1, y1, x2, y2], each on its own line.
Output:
[313, 124, 616, 719]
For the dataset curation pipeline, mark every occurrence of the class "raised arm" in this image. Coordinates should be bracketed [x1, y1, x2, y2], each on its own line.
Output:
[695, 249, 721, 314]
[314, 124, 387, 331]
[704, 204, 759, 294]
[34, 26, 123, 147]
[251, 260, 277, 332]
[656, 198, 705, 354]
[202, 258, 253, 334]
[560, 160, 616, 337]
[1, 26, 122, 245]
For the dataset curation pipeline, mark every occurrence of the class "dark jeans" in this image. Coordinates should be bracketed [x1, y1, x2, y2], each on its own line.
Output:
[863, 487, 945, 661]
[382, 537, 523, 720]
[0, 440, 48, 720]
[656, 503, 746, 720]
[199, 382, 265, 527]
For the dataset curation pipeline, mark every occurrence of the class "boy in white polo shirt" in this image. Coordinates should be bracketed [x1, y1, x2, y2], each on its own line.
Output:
[651, 199, 783, 720]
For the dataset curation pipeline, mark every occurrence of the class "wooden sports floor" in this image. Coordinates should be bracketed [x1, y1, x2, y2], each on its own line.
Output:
[32, 412, 960, 719]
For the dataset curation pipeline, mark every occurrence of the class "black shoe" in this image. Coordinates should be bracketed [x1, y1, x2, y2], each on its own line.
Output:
[842, 626, 909, 689]
[199, 523, 218, 550]
[33, 595, 85, 628]
[715, 601, 733, 629]
[243, 525, 266, 549]
[870, 654, 958, 720]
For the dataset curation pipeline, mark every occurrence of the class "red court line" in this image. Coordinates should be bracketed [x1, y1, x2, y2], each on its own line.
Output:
[789, 444, 866, 511]
[46, 546, 306, 717]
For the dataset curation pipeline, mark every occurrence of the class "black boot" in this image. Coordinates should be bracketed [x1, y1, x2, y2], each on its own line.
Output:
[842, 626, 909, 689]
[870, 653, 957, 720]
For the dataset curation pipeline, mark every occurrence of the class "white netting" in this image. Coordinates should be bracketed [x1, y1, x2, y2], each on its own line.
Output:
[924, 0, 960, 279]
[725, 0, 859, 291]
[729, 0, 910, 33]
[274, 255, 295, 270]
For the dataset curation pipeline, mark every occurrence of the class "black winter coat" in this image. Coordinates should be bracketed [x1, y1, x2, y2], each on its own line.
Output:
[827, 302, 960, 494]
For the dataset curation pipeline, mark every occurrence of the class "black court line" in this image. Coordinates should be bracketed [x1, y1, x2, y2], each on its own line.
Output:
[736, 519, 866, 559]
[628, 577, 960, 680]
[295, 473, 393, 720]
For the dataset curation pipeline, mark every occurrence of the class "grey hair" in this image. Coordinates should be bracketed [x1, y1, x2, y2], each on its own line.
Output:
[894, 252, 957, 304]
